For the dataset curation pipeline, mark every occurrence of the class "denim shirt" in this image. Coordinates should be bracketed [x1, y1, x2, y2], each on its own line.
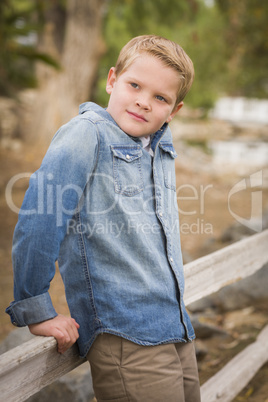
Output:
[6, 102, 195, 357]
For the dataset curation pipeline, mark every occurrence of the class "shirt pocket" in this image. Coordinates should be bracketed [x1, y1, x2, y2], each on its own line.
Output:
[159, 142, 178, 191]
[111, 145, 144, 196]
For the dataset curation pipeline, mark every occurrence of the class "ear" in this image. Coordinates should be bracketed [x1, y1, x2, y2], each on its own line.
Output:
[166, 101, 184, 123]
[106, 67, 117, 95]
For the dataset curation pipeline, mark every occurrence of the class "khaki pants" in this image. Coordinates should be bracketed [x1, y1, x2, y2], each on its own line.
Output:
[86, 334, 201, 402]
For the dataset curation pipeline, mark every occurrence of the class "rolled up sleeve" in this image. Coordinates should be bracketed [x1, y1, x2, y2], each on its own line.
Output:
[6, 293, 57, 327]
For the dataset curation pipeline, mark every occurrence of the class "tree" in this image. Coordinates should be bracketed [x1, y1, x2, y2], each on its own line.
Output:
[215, 0, 268, 98]
[0, 0, 59, 97]
[94, 0, 201, 107]
[26, 0, 106, 142]
[4, 0, 266, 142]
[95, 0, 228, 110]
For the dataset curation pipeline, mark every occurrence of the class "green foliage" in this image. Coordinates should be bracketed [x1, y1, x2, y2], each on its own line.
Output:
[183, 139, 212, 154]
[0, 0, 60, 97]
[173, 3, 229, 109]
[1, 0, 267, 105]
[95, 0, 229, 110]
[215, 0, 268, 98]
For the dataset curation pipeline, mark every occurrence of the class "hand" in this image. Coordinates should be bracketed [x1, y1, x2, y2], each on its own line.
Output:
[28, 314, 80, 354]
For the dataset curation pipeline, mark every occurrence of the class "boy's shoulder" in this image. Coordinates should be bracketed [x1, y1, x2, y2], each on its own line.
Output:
[50, 103, 106, 146]
[51, 102, 122, 148]
[78, 102, 109, 125]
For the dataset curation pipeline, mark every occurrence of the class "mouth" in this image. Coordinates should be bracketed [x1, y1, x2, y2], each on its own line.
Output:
[127, 111, 148, 122]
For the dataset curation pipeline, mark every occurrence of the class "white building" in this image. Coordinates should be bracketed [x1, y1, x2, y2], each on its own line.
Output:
[210, 97, 268, 125]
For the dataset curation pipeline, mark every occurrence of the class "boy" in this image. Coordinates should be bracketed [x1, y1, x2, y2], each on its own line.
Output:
[6, 35, 200, 401]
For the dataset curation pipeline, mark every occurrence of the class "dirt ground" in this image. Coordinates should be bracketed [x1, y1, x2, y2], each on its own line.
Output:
[0, 131, 268, 401]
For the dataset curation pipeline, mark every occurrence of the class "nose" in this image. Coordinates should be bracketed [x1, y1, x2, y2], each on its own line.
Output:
[135, 96, 151, 111]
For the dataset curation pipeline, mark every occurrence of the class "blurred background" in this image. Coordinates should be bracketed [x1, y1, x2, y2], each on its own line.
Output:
[0, 0, 268, 400]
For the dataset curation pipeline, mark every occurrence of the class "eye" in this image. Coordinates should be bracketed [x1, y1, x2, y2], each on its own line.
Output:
[156, 95, 166, 102]
[130, 82, 139, 89]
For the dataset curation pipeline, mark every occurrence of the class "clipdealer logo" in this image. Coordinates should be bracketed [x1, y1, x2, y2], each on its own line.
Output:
[5, 169, 265, 234]
[228, 170, 263, 232]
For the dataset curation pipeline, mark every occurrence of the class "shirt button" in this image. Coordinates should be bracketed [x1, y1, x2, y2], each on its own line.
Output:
[170, 257, 173, 263]
[159, 212, 163, 217]
[126, 154, 130, 160]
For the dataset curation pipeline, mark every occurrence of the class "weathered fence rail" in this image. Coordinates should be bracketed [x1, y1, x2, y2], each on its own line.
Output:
[201, 323, 268, 402]
[0, 229, 268, 402]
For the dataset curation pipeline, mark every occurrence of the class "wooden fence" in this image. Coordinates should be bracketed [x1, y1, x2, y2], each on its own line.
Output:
[0, 229, 268, 402]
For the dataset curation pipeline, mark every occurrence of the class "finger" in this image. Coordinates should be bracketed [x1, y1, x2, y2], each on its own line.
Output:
[53, 327, 69, 344]
[54, 325, 78, 353]
[58, 315, 79, 334]
[50, 327, 70, 352]
[72, 318, 80, 329]
[28, 315, 80, 353]
[64, 318, 80, 342]
[69, 321, 80, 341]
[56, 316, 79, 338]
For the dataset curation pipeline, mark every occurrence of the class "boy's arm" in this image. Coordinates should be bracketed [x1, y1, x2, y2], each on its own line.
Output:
[6, 117, 99, 350]
[28, 315, 80, 354]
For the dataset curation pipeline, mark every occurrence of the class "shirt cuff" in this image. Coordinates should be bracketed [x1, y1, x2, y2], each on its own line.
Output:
[6, 292, 57, 327]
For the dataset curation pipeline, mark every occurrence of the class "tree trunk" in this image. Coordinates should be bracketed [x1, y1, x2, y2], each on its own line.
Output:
[24, 0, 106, 143]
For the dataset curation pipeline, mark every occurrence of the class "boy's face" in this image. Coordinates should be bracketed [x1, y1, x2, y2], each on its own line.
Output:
[106, 54, 183, 138]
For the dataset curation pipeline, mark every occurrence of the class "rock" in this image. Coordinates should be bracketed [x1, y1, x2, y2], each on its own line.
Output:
[191, 315, 228, 339]
[220, 222, 256, 243]
[189, 263, 268, 313]
[0, 327, 34, 355]
[208, 262, 268, 312]
[190, 215, 268, 314]
[26, 363, 95, 402]
[194, 339, 208, 361]
[220, 209, 268, 245]
[188, 296, 216, 313]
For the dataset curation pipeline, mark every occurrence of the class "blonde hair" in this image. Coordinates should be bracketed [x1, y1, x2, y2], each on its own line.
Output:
[115, 35, 195, 106]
